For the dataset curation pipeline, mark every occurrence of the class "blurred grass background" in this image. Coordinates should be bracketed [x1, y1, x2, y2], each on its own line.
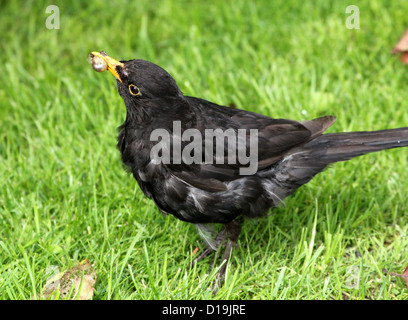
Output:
[0, 0, 408, 299]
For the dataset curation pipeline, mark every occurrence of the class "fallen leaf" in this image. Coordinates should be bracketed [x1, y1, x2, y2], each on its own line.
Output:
[401, 52, 408, 64]
[40, 259, 97, 300]
[392, 28, 408, 64]
[383, 264, 408, 289]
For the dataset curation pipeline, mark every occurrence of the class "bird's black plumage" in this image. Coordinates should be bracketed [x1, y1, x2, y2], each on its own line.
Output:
[91, 54, 408, 291]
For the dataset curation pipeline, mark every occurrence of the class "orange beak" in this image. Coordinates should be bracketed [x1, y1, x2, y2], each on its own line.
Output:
[88, 51, 125, 82]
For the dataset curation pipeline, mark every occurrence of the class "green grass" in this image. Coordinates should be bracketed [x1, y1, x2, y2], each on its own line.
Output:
[1, 0, 408, 300]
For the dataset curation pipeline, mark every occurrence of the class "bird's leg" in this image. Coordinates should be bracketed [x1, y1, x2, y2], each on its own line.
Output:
[189, 226, 227, 270]
[212, 220, 241, 294]
[208, 245, 222, 272]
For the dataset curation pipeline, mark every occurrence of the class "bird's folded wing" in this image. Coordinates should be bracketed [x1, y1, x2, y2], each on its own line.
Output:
[163, 98, 336, 192]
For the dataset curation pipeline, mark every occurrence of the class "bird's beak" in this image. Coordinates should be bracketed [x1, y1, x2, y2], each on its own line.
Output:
[88, 51, 125, 82]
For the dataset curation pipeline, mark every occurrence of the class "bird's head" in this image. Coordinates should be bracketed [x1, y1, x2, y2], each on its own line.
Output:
[88, 51, 182, 115]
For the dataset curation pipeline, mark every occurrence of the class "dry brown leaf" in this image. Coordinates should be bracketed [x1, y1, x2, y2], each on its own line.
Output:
[40, 259, 97, 300]
[392, 28, 408, 64]
[383, 264, 408, 289]
[401, 52, 408, 64]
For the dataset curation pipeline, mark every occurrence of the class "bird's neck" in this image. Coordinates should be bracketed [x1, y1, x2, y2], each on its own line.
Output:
[125, 96, 193, 126]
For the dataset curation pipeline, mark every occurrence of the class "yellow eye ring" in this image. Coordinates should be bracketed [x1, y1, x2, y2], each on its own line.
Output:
[129, 84, 141, 96]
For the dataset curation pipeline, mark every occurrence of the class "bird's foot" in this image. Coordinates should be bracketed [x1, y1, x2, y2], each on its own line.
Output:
[211, 220, 242, 295]
[188, 247, 213, 270]
[189, 226, 227, 271]
[189, 220, 241, 295]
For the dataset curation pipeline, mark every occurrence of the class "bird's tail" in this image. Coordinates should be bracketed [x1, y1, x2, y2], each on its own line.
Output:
[301, 127, 408, 164]
[273, 127, 408, 198]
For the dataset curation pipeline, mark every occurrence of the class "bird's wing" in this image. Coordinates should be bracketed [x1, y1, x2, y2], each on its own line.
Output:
[167, 97, 336, 192]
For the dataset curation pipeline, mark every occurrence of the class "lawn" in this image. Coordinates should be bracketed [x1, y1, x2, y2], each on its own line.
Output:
[1, 0, 408, 300]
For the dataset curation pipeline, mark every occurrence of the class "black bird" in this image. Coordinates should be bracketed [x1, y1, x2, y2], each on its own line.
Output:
[88, 51, 408, 291]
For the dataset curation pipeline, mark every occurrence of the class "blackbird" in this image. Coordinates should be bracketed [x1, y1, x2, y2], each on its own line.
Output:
[88, 51, 408, 291]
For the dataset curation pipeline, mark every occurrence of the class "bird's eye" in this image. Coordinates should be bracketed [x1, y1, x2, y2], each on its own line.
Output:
[129, 84, 141, 96]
